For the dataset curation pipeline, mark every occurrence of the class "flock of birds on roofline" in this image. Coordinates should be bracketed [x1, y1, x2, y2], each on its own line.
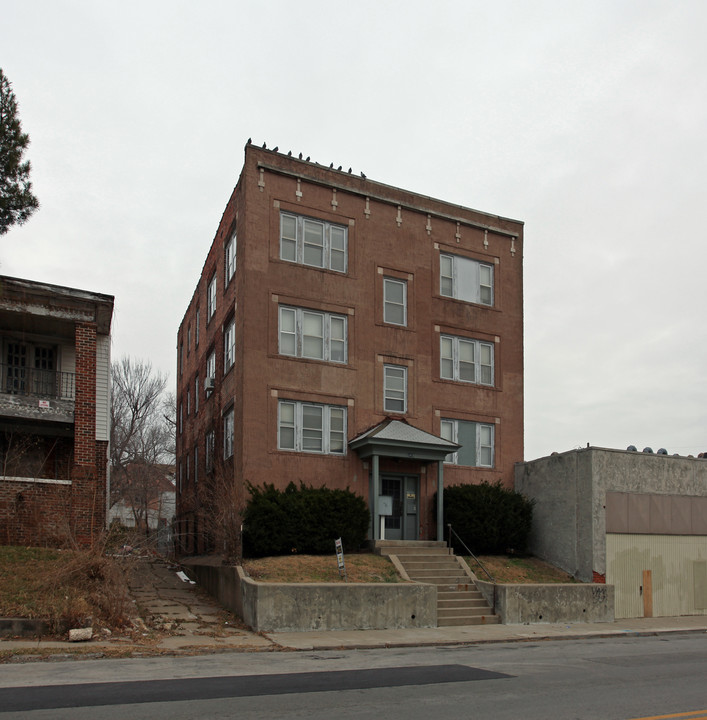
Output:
[246, 138, 366, 179]
[626, 446, 707, 458]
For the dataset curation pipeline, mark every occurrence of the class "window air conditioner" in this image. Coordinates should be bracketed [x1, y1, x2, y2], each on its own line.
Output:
[204, 376, 215, 391]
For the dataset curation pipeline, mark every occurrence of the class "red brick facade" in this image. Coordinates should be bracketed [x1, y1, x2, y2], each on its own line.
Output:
[0, 277, 113, 548]
[176, 145, 524, 554]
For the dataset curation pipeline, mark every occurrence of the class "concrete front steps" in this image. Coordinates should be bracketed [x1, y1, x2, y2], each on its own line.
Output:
[375, 540, 499, 626]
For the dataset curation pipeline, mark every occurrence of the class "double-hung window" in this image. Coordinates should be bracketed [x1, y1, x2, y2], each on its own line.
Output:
[440, 335, 494, 386]
[205, 429, 215, 473]
[280, 211, 347, 272]
[383, 365, 407, 413]
[194, 374, 199, 414]
[223, 407, 234, 459]
[224, 318, 235, 371]
[207, 275, 217, 321]
[278, 400, 346, 454]
[225, 232, 236, 285]
[279, 306, 347, 363]
[194, 446, 198, 486]
[440, 419, 494, 467]
[195, 308, 200, 347]
[383, 277, 407, 326]
[440, 253, 493, 306]
[206, 350, 216, 394]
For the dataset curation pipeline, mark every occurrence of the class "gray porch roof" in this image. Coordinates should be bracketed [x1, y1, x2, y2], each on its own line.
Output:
[349, 418, 460, 461]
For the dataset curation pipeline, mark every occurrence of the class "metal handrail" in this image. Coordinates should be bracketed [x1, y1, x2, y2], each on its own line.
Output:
[447, 523, 495, 583]
[0, 363, 75, 400]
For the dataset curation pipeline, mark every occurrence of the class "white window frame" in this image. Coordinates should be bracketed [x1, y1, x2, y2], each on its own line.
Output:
[224, 317, 235, 371]
[383, 365, 407, 414]
[195, 307, 200, 347]
[277, 400, 346, 455]
[225, 231, 236, 285]
[440, 253, 494, 306]
[440, 419, 495, 468]
[440, 335, 494, 386]
[206, 350, 216, 386]
[223, 407, 234, 459]
[194, 374, 199, 414]
[205, 429, 215, 473]
[194, 446, 198, 486]
[279, 211, 348, 273]
[278, 306, 347, 363]
[383, 277, 407, 326]
[207, 275, 217, 321]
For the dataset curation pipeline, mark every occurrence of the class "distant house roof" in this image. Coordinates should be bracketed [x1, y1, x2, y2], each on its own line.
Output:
[349, 418, 459, 461]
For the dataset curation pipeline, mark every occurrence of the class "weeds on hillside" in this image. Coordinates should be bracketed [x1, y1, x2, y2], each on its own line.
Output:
[0, 528, 141, 633]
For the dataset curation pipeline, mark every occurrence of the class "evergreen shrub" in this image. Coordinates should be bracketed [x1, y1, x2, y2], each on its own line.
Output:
[443, 480, 534, 555]
[242, 482, 370, 557]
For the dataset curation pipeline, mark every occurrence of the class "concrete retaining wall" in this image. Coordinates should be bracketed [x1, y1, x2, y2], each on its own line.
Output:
[476, 580, 614, 624]
[182, 560, 437, 632]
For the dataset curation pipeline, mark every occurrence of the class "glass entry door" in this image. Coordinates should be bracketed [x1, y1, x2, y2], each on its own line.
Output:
[380, 475, 419, 541]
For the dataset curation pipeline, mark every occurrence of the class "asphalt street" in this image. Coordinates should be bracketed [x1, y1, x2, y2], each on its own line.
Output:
[1, 632, 705, 719]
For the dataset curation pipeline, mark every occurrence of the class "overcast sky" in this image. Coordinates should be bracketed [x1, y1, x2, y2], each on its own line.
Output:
[2, 0, 706, 461]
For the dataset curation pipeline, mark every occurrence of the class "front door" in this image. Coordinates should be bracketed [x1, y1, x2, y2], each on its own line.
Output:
[380, 475, 419, 541]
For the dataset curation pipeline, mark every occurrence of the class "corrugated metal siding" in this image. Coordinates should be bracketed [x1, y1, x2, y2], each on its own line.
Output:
[607, 534, 707, 619]
[95, 334, 111, 441]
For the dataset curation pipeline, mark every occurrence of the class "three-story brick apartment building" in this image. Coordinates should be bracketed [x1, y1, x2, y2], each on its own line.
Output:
[0, 276, 114, 546]
[176, 144, 523, 554]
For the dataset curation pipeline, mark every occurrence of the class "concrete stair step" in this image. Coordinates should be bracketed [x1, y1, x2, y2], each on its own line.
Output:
[438, 591, 486, 601]
[409, 577, 471, 586]
[438, 614, 501, 626]
[437, 606, 493, 618]
[438, 598, 488, 609]
[400, 559, 460, 569]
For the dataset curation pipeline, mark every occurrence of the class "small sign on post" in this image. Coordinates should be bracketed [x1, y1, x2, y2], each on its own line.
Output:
[335, 537, 347, 582]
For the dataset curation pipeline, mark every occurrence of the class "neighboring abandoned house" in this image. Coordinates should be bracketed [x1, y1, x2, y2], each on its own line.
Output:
[0, 275, 114, 547]
[516, 446, 707, 619]
[176, 143, 524, 554]
[110, 463, 176, 534]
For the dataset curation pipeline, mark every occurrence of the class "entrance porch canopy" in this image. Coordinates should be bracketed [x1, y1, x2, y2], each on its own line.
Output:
[349, 418, 460, 541]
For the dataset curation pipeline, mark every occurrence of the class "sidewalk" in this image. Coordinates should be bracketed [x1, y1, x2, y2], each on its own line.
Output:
[2, 557, 706, 660]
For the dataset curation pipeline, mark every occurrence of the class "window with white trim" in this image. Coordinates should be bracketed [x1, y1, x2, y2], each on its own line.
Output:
[205, 429, 215, 473]
[279, 306, 347, 363]
[223, 407, 234, 459]
[383, 277, 407, 326]
[280, 211, 347, 272]
[383, 365, 407, 413]
[440, 419, 494, 467]
[225, 232, 236, 285]
[278, 400, 346, 455]
[224, 318, 235, 371]
[440, 335, 494, 386]
[194, 446, 198, 485]
[195, 307, 200, 347]
[440, 253, 493, 306]
[206, 350, 216, 387]
[194, 374, 199, 414]
[207, 275, 217, 321]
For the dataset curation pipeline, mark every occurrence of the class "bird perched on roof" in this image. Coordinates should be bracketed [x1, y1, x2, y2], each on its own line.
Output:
[306, 156, 310, 161]
[348, 168, 352, 173]
[329, 163, 334, 168]
[361, 172, 366, 179]
[337, 166, 342, 171]
[247, 137, 252, 145]
[299, 152, 303, 159]
[262, 142, 266, 148]
[288, 150, 292, 156]
[273, 146, 278, 152]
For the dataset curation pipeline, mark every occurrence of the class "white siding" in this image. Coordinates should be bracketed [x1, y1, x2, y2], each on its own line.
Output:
[607, 534, 707, 619]
[95, 334, 111, 441]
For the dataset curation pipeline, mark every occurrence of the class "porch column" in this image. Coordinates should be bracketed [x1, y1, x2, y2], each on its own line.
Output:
[372, 454, 380, 541]
[437, 460, 444, 542]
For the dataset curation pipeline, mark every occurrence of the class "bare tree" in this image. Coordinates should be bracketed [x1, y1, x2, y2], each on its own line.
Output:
[110, 357, 175, 535]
